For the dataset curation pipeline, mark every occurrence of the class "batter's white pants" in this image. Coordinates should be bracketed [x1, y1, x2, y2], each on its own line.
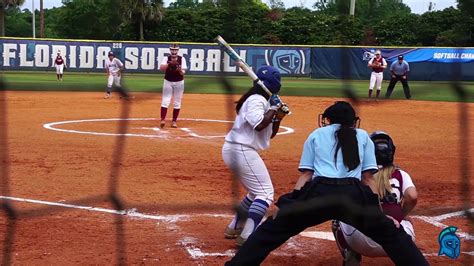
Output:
[55, 65, 64, 74]
[340, 220, 415, 257]
[369, 72, 384, 91]
[162, 79, 184, 109]
[222, 142, 274, 206]
[107, 74, 121, 88]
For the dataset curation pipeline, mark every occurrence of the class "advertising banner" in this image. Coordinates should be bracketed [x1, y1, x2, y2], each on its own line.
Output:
[0, 38, 311, 76]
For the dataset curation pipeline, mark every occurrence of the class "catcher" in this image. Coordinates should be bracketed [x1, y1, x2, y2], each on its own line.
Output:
[159, 43, 187, 128]
[332, 131, 418, 265]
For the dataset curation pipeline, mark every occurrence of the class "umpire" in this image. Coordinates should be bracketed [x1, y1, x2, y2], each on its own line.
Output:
[225, 101, 428, 266]
[386, 55, 411, 99]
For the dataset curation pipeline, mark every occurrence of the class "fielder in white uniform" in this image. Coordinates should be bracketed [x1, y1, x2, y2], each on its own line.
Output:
[104, 51, 124, 99]
[159, 44, 188, 128]
[367, 50, 387, 98]
[333, 131, 418, 264]
[222, 65, 288, 247]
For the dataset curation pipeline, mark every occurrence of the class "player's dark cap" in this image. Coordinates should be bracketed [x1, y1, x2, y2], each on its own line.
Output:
[108, 51, 115, 57]
[398, 55, 404, 60]
[170, 43, 180, 50]
[256, 65, 281, 94]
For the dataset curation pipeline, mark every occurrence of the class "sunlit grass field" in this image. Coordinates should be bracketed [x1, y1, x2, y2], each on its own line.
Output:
[2, 71, 473, 102]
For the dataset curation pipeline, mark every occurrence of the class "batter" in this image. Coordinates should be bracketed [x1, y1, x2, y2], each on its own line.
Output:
[222, 65, 288, 246]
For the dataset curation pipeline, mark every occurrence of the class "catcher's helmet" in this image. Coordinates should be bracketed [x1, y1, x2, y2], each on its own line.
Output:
[256, 65, 281, 94]
[319, 101, 360, 128]
[108, 51, 115, 57]
[370, 131, 396, 166]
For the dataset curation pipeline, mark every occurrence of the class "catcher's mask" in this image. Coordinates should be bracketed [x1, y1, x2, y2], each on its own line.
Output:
[370, 131, 396, 166]
[170, 43, 179, 55]
[256, 65, 281, 94]
[318, 101, 360, 128]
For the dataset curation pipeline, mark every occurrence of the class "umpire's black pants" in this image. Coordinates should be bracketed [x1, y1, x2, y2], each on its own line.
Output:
[386, 75, 411, 99]
[225, 177, 428, 266]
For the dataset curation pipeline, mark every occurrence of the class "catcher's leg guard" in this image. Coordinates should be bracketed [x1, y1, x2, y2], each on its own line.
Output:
[332, 220, 361, 266]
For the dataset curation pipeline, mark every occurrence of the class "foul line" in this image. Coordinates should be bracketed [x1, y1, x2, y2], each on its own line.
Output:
[413, 208, 474, 241]
[0, 195, 231, 222]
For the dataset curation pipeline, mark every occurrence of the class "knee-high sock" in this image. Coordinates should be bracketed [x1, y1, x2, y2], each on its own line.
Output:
[172, 108, 180, 122]
[376, 89, 381, 98]
[106, 87, 112, 93]
[161, 107, 168, 121]
[240, 199, 269, 239]
[228, 196, 252, 229]
[368, 89, 373, 98]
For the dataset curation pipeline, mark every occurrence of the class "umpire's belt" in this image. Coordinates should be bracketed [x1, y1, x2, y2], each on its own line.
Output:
[314, 177, 360, 186]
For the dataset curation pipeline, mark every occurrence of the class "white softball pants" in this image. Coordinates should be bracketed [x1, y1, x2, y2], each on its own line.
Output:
[340, 220, 415, 257]
[222, 142, 274, 206]
[107, 74, 121, 88]
[55, 65, 64, 74]
[162, 80, 184, 109]
[369, 72, 384, 90]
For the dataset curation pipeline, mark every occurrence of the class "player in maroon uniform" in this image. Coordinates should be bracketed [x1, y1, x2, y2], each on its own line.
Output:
[54, 51, 66, 81]
[367, 50, 387, 98]
[158, 44, 188, 128]
[332, 131, 418, 265]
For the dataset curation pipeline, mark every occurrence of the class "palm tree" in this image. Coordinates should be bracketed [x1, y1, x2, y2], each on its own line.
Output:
[121, 0, 164, 41]
[0, 0, 25, 36]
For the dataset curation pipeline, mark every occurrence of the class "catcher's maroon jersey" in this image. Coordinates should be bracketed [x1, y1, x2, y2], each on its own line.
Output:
[164, 55, 184, 82]
[381, 168, 407, 223]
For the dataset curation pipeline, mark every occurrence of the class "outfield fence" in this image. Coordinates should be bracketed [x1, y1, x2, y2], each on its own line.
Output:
[1, 37, 474, 81]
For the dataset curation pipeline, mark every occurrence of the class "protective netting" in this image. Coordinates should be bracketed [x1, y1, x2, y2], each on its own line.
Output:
[0, 3, 472, 266]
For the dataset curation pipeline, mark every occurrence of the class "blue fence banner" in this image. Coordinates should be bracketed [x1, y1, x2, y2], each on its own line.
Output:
[2, 38, 473, 81]
[311, 47, 474, 81]
[0, 38, 311, 76]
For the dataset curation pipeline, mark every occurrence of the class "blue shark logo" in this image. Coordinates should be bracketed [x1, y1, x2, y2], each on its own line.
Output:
[438, 226, 460, 259]
[265, 49, 305, 75]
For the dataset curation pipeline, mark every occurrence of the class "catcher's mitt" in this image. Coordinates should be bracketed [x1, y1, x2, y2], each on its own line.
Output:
[168, 57, 179, 70]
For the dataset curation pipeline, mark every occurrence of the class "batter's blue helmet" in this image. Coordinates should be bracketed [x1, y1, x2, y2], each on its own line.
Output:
[256, 65, 281, 94]
[108, 51, 115, 57]
[370, 131, 396, 166]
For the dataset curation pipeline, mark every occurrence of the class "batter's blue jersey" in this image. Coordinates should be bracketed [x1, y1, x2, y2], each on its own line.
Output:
[298, 124, 378, 179]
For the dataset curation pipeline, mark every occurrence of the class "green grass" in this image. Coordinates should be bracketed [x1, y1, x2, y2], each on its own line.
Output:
[1, 71, 473, 102]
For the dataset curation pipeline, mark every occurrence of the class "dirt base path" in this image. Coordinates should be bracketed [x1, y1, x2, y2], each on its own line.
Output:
[0, 91, 472, 265]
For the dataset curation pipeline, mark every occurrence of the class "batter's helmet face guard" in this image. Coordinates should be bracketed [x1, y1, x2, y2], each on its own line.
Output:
[319, 101, 360, 128]
[256, 65, 281, 94]
[170, 43, 179, 55]
[370, 131, 396, 166]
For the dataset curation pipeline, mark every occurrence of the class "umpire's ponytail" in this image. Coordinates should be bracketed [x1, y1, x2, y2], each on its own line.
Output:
[323, 101, 360, 171]
[336, 125, 360, 171]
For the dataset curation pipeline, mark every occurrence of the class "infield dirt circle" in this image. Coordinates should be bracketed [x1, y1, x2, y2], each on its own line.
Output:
[0, 91, 472, 265]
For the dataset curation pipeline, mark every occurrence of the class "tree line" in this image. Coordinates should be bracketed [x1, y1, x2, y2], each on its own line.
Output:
[2, 0, 473, 46]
